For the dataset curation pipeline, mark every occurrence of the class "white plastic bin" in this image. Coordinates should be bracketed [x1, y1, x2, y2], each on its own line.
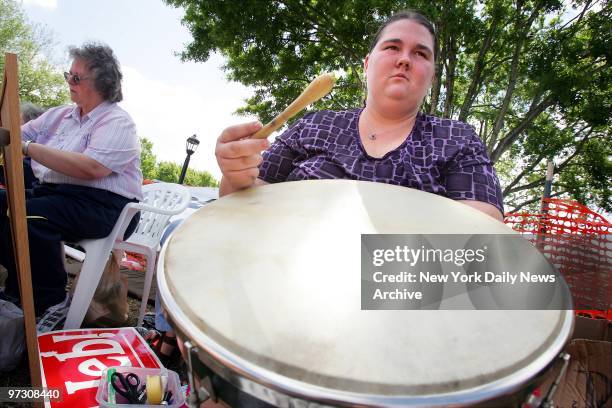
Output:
[96, 366, 184, 407]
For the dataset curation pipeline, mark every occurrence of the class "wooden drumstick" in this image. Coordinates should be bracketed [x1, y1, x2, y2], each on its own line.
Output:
[251, 73, 335, 139]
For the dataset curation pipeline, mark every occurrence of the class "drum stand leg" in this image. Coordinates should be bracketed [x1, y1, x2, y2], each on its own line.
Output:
[523, 352, 571, 408]
[185, 340, 217, 407]
[540, 353, 571, 408]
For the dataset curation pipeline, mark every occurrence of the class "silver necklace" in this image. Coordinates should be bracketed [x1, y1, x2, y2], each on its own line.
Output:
[363, 113, 415, 142]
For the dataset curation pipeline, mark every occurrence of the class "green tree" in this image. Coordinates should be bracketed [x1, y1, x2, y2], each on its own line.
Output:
[165, 0, 610, 212]
[140, 137, 157, 180]
[140, 137, 219, 187]
[154, 161, 182, 184]
[152, 160, 218, 187]
[0, 0, 69, 108]
[184, 168, 218, 187]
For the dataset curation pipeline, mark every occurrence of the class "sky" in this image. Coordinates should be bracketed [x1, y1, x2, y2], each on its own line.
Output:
[21, 0, 257, 180]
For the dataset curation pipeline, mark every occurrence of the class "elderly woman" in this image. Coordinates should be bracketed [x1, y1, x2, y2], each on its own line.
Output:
[0, 42, 142, 322]
[216, 10, 503, 221]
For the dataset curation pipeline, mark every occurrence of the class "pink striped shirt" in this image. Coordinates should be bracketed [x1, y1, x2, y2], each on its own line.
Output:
[21, 102, 143, 200]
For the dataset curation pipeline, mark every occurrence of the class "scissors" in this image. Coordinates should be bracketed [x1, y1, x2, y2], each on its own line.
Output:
[111, 371, 146, 404]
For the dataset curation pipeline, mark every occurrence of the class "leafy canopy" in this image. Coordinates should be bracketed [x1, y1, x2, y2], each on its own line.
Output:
[165, 0, 610, 212]
[0, 0, 69, 108]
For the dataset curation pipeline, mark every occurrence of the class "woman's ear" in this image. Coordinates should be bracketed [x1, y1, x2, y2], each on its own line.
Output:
[364, 54, 370, 73]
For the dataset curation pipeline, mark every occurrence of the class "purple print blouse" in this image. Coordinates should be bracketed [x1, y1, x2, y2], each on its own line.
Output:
[259, 109, 504, 213]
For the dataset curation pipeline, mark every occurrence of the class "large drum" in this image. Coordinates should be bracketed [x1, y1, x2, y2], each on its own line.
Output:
[158, 180, 573, 407]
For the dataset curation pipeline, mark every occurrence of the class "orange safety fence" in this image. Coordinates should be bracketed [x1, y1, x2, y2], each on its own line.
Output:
[121, 252, 147, 272]
[505, 199, 611, 317]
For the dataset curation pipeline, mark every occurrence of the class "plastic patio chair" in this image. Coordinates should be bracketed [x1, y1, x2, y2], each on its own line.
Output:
[63, 182, 191, 329]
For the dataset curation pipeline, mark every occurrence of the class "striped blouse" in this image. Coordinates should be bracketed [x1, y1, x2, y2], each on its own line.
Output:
[21, 102, 143, 200]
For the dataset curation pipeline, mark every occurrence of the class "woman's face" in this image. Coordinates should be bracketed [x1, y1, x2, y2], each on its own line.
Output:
[364, 19, 435, 111]
[66, 58, 100, 108]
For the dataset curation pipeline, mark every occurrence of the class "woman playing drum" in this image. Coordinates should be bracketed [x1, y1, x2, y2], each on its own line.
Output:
[160, 10, 574, 408]
[215, 10, 504, 221]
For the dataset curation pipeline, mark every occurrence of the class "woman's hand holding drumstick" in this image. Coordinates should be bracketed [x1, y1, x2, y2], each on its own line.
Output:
[216, 73, 335, 196]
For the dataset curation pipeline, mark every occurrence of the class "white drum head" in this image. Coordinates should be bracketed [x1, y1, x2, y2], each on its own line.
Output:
[159, 180, 572, 406]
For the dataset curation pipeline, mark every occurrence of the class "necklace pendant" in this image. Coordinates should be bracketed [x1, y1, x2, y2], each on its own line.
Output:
[368, 133, 376, 141]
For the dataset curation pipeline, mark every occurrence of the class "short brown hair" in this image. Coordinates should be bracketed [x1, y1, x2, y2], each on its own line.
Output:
[69, 42, 123, 103]
[368, 10, 437, 59]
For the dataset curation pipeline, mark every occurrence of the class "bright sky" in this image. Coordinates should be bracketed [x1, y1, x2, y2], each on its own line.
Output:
[21, 0, 256, 180]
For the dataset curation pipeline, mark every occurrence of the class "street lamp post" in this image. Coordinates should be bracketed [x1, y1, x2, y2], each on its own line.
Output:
[178, 134, 200, 185]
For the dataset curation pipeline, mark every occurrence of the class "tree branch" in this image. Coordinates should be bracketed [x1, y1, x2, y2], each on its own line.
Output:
[505, 128, 593, 195]
[443, 36, 458, 117]
[490, 94, 554, 161]
[488, 4, 542, 150]
[559, 0, 595, 30]
[458, 8, 502, 121]
[503, 154, 546, 195]
[430, 17, 446, 115]
[554, 128, 594, 172]
[507, 190, 564, 213]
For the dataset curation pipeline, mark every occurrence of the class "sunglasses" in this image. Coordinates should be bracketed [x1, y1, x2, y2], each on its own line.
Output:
[63, 72, 92, 85]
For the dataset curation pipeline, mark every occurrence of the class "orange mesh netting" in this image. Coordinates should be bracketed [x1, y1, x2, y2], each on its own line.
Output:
[121, 252, 147, 272]
[505, 199, 611, 316]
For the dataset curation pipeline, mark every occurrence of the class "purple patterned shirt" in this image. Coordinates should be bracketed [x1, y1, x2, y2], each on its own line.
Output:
[259, 109, 504, 213]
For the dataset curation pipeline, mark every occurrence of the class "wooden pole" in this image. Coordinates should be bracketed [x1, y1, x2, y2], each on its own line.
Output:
[543, 161, 554, 202]
[0, 53, 42, 389]
[537, 160, 555, 252]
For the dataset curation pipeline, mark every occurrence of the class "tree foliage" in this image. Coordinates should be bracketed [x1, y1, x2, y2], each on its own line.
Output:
[0, 0, 69, 108]
[140, 137, 218, 187]
[166, 0, 610, 213]
[140, 137, 157, 180]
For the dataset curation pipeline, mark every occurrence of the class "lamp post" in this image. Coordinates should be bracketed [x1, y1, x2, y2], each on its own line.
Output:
[178, 134, 199, 185]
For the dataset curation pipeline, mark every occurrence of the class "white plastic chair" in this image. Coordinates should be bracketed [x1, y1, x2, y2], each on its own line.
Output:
[63, 182, 191, 329]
